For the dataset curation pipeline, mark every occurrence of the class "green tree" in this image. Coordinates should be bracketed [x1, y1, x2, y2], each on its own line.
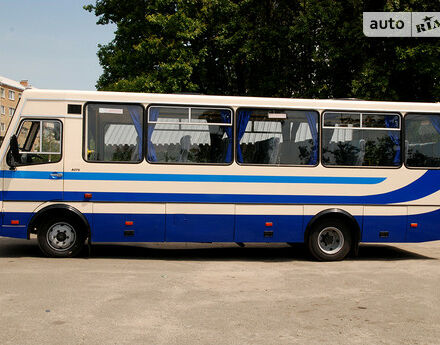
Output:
[85, 0, 440, 101]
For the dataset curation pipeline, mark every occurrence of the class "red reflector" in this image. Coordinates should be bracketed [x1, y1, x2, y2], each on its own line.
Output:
[410, 223, 418, 228]
[125, 221, 133, 226]
[84, 193, 92, 199]
[265, 222, 273, 227]
[11, 220, 19, 225]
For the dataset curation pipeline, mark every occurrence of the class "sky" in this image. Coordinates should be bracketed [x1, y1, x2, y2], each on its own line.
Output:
[0, 0, 116, 90]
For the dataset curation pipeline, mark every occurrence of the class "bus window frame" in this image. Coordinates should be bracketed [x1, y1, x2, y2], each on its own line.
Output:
[235, 107, 320, 168]
[404, 112, 440, 170]
[82, 101, 145, 165]
[8, 118, 63, 167]
[146, 103, 235, 166]
[321, 110, 403, 169]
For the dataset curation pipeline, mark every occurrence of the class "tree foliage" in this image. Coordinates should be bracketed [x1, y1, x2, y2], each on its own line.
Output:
[85, 0, 440, 101]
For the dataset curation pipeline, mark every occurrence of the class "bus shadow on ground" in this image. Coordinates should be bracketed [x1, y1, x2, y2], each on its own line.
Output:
[355, 243, 436, 261]
[90, 243, 310, 262]
[0, 239, 435, 261]
[90, 243, 436, 261]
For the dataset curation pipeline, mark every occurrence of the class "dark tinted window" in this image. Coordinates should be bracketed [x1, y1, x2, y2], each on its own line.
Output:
[147, 106, 232, 164]
[363, 114, 399, 128]
[405, 114, 440, 168]
[322, 112, 401, 167]
[236, 109, 318, 165]
[324, 112, 360, 127]
[85, 103, 143, 162]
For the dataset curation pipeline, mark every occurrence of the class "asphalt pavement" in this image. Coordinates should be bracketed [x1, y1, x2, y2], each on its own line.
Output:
[0, 238, 439, 345]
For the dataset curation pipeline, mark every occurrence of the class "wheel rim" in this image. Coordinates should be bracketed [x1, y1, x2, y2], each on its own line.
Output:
[46, 222, 76, 252]
[317, 227, 344, 255]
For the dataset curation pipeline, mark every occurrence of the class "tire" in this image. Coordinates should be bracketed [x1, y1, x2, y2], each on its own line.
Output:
[37, 216, 86, 258]
[307, 218, 352, 261]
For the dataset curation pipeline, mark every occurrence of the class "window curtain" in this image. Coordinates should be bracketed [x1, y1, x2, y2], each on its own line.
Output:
[147, 107, 159, 162]
[306, 112, 318, 165]
[220, 110, 232, 163]
[385, 115, 400, 165]
[128, 106, 143, 160]
[236, 110, 251, 163]
[429, 115, 440, 134]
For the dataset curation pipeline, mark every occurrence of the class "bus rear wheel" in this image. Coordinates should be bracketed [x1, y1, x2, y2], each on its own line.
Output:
[308, 219, 352, 261]
[37, 217, 86, 258]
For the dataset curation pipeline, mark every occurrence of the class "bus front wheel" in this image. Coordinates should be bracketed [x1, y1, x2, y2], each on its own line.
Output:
[37, 217, 86, 258]
[308, 218, 352, 261]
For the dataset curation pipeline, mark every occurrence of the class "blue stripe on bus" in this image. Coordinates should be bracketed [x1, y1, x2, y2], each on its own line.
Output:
[1, 170, 386, 185]
[2, 170, 440, 205]
[3, 191, 63, 201]
[2, 167, 439, 204]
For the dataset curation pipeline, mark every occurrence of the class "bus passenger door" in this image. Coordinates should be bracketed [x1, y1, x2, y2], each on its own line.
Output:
[1, 119, 64, 238]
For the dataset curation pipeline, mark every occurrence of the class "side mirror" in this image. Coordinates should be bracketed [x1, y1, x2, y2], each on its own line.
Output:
[8, 135, 21, 169]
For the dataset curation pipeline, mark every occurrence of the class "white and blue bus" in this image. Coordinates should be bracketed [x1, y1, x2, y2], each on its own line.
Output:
[1, 89, 440, 260]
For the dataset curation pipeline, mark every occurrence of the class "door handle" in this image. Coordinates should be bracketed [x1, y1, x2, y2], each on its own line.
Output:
[49, 172, 63, 179]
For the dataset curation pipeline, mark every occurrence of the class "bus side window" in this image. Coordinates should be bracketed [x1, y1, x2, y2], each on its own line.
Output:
[84, 103, 143, 163]
[236, 108, 319, 166]
[322, 112, 401, 167]
[405, 114, 440, 168]
[147, 106, 233, 164]
[8, 120, 62, 166]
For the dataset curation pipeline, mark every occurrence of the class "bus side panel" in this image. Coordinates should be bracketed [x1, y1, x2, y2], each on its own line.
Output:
[235, 205, 303, 242]
[91, 203, 165, 242]
[407, 207, 440, 242]
[165, 214, 235, 242]
[0, 201, 40, 239]
[165, 204, 234, 242]
[0, 212, 31, 239]
[362, 206, 407, 242]
[234, 215, 303, 242]
[92, 213, 165, 242]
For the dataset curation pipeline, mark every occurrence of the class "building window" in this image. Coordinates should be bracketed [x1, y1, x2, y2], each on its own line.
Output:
[85, 103, 144, 162]
[147, 106, 233, 164]
[236, 108, 318, 165]
[1, 123, 5, 132]
[322, 112, 401, 167]
[9, 108, 14, 116]
[8, 90, 15, 101]
[1, 88, 4, 98]
[1, 106, 5, 115]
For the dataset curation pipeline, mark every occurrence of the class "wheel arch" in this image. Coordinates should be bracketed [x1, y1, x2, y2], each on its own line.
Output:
[27, 204, 91, 240]
[304, 208, 361, 255]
